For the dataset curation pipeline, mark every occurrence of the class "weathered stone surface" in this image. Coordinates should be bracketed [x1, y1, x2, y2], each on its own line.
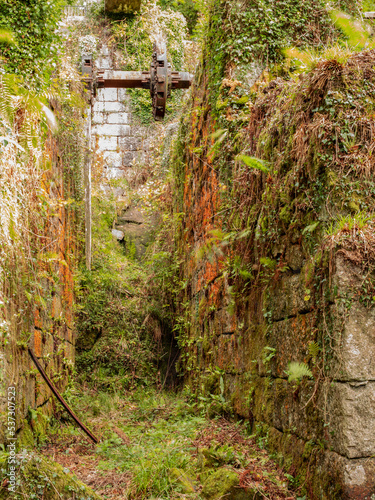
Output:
[201, 468, 250, 500]
[96, 136, 118, 151]
[106, 167, 127, 179]
[267, 425, 375, 499]
[105, 0, 141, 13]
[118, 206, 144, 224]
[261, 313, 316, 378]
[251, 376, 321, 443]
[329, 302, 375, 381]
[118, 88, 130, 101]
[92, 111, 104, 124]
[122, 151, 136, 166]
[107, 112, 129, 124]
[93, 101, 127, 113]
[96, 56, 112, 70]
[103, 151, 122, 167]
[92, 124, 131, 136]
[285, 244, 305, 271]
[119, 136, 142, 151]
[328, 382, 375, 459]
[96, 88, 118, 102]
[112, 229, 124, 240]
[328, 256, 375, 381]
[266, 273, 313, 321]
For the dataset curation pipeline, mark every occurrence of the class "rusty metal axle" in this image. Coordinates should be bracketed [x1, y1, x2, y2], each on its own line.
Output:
[82, 44, 193, 121]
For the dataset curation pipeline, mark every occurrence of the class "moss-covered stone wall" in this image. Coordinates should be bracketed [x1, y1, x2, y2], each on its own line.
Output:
[0, 101, 85, 448]
[172, 1, 375, 497]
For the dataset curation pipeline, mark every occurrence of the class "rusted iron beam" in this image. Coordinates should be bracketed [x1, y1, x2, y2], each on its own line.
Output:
[28, 348, 99, 444]
[97, 70, 193, 90]
[97, 70, 150, 89]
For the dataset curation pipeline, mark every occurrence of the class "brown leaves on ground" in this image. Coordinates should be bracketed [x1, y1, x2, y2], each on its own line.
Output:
[192, 419, 296, 500]
[42, 432, 130, 499]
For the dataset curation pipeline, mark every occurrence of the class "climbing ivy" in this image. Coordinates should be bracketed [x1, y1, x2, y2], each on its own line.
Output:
[158, 0, 199, 34]
[0, 0, 67, 85]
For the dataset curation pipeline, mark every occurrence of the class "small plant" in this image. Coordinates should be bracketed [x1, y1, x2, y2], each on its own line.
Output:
[285, 362, 313, 383]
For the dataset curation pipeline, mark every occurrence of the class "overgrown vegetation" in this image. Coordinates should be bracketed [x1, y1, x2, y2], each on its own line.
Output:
[75, 193, 160, 391]
[0, 0, 86, 455]
[167, 0, 375, 496]
[108, 0, 189, 122]
[0, 0, 68, 85]
[38, 387, 297, 499]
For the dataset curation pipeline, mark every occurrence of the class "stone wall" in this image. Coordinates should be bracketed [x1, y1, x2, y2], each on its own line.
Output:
[172, 6, 375, 496]
[92, 44, 160, 258]
[0, 130, 83, 445]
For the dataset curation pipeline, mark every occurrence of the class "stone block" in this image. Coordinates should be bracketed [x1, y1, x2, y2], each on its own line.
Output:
[92, 111, 105, 125]
[329, 255, 375, 381]
[106, 166, 127, 179]
[112, 229, 124, 240]
[107, 112, 129, 124]
[92, 124, 130, 137]
[96, 136, 118, 151]
[215, 334, 243, 373]
[119, 136, 142, 151]
[96, 56, 112, 70]
[118, 88, 130, 101]
[266, 274, 312, 321]
[104, 101, 127, 112]
[103, 151, 122, 167]
[96, 88, 118, 102]
[329, 302, 375, 381]
[251, 376, 321, 443]
[329, 381, 375, 458]
[261, 313, 316, 378]
[93, 101, 105, 112]
[285, 245, 305, 272]
[122, 151, 136, 166]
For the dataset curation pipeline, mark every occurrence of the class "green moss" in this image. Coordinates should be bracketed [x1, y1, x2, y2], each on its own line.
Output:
[279, 205, 292, 224]
[348, 200, 360, 213]
[201, 468, 248, 500]
[0, 453, 101, 500]
[17, 421, 35, 449]
[169, 468, 196, 493]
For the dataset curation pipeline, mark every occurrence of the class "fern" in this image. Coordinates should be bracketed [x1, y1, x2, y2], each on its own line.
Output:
[286, 362, 313, 383]
[308, 341, 320, 359]
[237, 155, 269, 173]
[259, 257, 277, 269]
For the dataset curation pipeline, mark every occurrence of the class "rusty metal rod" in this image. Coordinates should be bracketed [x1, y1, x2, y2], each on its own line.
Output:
[28, 348, 99, 444]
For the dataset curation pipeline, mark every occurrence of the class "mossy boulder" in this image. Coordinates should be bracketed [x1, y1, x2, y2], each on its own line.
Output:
[201, 468, 253, 500]
[170, 468, 196, 493]
[0, 453, 101, 499]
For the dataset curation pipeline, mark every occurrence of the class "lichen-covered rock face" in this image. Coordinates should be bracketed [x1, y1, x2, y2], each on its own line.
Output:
[170, 0, 375, 497]
[105, 0, 141, 13]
